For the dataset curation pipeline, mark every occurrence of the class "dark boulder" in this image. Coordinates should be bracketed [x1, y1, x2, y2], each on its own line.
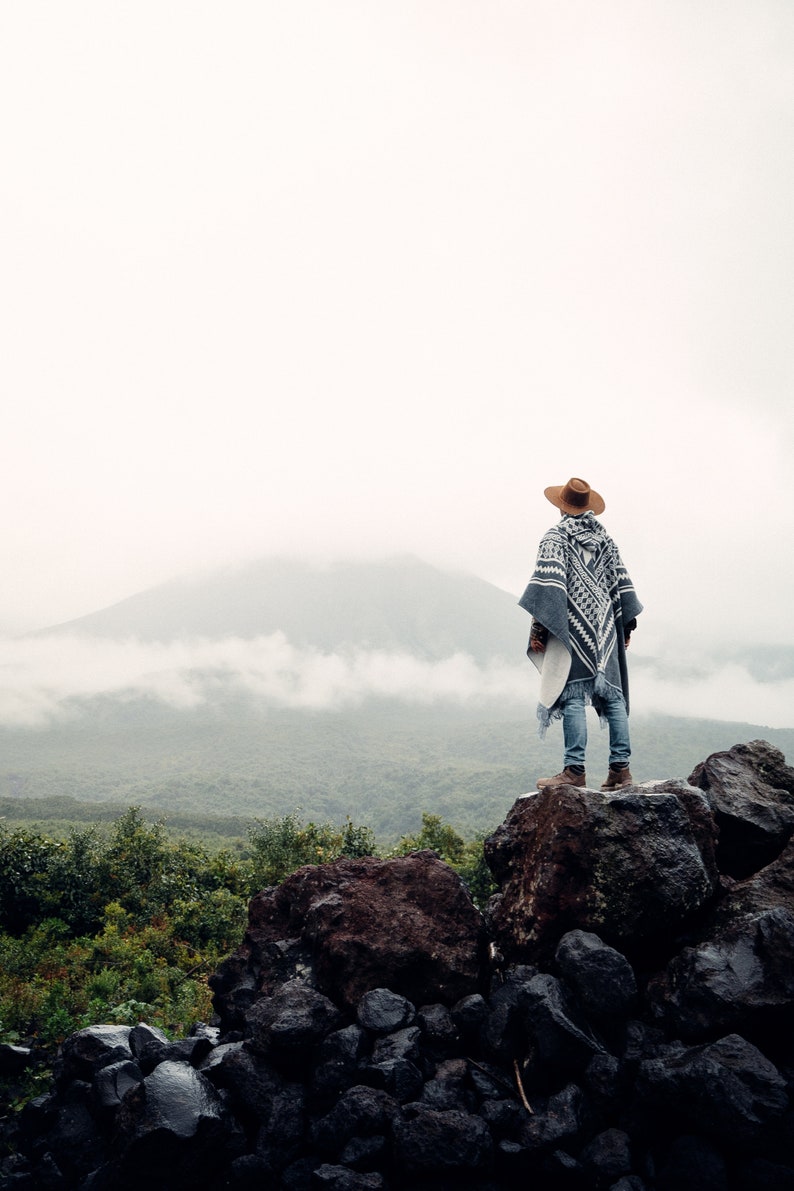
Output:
[555, 929, 638, 1020]
[253, 1081, 307, 1170]
[688, 741, 794, 878]
[648, 905, 794, 1040]
[128, 1022, 169, 1055]
[647, 821, 794, 1043]
[356, 988, 415, 1034]
[54, 1025, 132, 1088]
[415, 1003, 460, 1056]
[583, 1052, 626, 1121]
[391, 1106, 493, 1174]
[360, 1021, 425, 1103]
[211, 851, 488, 1026]
[451, 993, 489, 1039]
[578, 1126, 633, 1183]
[200, 1043, 282, 1125]
[311, 1024, 368, 1099]
[245, 983, 343, 1063]
[712, 830, 794, 926]
[338, 1132, 389, 1172]
[515, 1081, 584, 1153]
[370, 1026, 421, 1067]
[418, 1058, 470, 1112]
[114, 1059, 237, 1152]
[522, 973, 605, 1075]
[478, 966, 537, 1064]
[93, 1059, 143, 1113]
[310, 1085, 400, 1157]
[484, 782, 719, 960]
[360, 1056, 423, 1103]
[36, 1092, 109, 1183]
[636, 1033, 789, 1146]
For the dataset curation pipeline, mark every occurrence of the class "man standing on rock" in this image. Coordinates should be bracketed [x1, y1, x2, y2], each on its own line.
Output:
[519, 477, 643, 791]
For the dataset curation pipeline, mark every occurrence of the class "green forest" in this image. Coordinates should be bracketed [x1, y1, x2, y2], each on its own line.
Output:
[0, 805, 492, 1113]
[1, 702, 789, 841]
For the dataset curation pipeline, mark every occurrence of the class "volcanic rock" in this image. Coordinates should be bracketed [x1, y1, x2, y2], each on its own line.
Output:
[54, 1024, 133, 1088]
[688, 740, 794, 878]
[484, 781, 719, 961]
[211, 851, 488, 1026]
[9, 739, 794, 1190]
[114, 1059, 241, 1183]
[245, 983, 343, 1062]
[391, 1106, 493, 1174]
[555, 929, 638, 1019]
[648, 905, 794, 1041]
[579, 1126, 633, 1182]
[636, 1033, 789, 1146]
[356, 989, 415, 1034]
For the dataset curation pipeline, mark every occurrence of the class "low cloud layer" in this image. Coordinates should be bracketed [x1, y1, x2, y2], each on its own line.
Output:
[0, 634, 791, 732]
[0, 634, 529, 727]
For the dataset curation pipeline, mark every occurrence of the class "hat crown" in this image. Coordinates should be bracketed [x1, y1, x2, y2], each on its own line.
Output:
[562, 478, 591, 509]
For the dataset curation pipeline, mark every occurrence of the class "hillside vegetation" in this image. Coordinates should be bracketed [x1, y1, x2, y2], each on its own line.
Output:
[1, 700, 790, 842]
[0, 805, 491, 1110]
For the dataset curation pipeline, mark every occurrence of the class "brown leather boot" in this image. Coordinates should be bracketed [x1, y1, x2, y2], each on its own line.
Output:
[601, 767, 633, 790]
[536, 767, 586, 790]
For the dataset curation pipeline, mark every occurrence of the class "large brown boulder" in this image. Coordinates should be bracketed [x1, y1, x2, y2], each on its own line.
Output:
[688, 740, 794, 878]
[484, 782, 719, 962]
[210, 851, 488, 1027]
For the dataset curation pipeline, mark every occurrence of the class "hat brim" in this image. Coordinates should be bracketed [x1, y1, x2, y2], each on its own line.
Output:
[544, 485, 605, 516]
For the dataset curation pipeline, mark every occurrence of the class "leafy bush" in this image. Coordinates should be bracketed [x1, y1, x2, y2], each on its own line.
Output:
[0, 803, 493, 1071]
[0, 829, 62, 932]
[246, 813, 378, 890]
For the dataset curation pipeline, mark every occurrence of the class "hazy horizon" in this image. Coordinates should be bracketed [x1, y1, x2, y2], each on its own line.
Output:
[0, 553, 789, 731]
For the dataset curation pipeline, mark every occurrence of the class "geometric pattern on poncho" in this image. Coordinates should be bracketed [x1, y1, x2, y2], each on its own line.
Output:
[519, 512, 643, 724]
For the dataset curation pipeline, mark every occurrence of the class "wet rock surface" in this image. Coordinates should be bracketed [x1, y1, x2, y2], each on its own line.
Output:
[210, 850, 489, 1027]
[3, 741, 794, 1189]
[484, 779, 720, 960]
[688, 739, 794, 878]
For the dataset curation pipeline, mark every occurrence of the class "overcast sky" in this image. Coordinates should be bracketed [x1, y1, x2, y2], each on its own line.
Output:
[2, 2, 793, 667]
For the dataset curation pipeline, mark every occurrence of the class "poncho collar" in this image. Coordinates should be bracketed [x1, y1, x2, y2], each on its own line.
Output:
[558, 511, 604, 553]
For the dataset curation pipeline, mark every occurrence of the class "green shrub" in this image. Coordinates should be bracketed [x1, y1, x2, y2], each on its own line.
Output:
[393, 812, 467, 865]
[0, 828, 62, 932]
[246, 813, 378, 890]
[0, 803, 492, 1069]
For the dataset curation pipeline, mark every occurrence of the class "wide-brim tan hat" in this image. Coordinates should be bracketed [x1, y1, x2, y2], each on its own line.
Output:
[544, 477, 605, 516]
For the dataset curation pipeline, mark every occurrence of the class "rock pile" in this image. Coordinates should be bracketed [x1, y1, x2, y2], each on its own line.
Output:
[3, 740, 794, 1190]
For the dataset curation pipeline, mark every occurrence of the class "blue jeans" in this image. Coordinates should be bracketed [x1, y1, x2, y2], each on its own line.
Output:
[561, 688, 631, 770]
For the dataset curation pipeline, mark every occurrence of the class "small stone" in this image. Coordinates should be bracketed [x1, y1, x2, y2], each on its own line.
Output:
[357, 989, 415, 1034]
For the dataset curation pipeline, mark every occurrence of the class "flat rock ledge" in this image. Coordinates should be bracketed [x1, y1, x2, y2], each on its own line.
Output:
[3, 740, 794, 1191]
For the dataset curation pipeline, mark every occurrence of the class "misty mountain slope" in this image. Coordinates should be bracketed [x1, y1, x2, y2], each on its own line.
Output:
[0, 697, 791, 840]
[43, 556, 530, 663]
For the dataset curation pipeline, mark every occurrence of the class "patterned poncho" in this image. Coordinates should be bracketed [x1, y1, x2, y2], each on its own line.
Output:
[518, 512, 643, 734]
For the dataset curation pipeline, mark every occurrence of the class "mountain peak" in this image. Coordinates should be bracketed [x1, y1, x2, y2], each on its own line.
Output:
[42, 555, 528, 663]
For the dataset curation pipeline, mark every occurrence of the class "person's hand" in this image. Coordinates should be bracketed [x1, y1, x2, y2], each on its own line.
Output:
[530, 638, 546, 654]
[624, 637, 631, 649]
